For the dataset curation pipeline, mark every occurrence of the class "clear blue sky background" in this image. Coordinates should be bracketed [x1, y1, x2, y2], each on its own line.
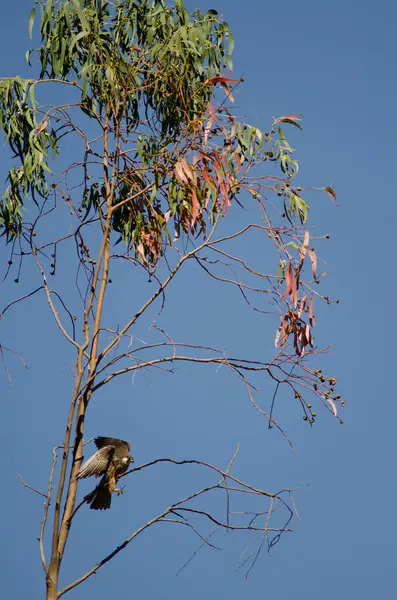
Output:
[1, 1, 396, 599]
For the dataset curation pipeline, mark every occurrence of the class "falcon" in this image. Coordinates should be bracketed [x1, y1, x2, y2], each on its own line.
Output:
[77, 437, 134, 510]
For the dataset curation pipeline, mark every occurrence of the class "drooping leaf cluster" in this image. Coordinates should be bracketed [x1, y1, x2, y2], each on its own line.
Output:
[0, 0, 314, 265]
[0, 77, 59, 238]
[35, 0, 233, 133]
[0, 0, 236, 245]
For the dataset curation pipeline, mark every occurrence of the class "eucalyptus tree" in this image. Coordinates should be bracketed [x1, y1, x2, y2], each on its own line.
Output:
[0, 1, 342, 598]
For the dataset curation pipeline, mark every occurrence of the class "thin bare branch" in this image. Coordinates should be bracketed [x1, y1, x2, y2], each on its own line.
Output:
[39, 446, 61, 572]
[92, 353, 272, 392]
[18, 475, 47, 498]
[97, 214, 222, 366]
[0, 286, 45, 319]
[176, 527, 221, 576]
[57, 508, 173, 598]
[120, 457, 276, 499]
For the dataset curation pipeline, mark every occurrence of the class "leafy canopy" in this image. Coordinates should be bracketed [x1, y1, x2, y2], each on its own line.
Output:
[0, 0, 310, 265]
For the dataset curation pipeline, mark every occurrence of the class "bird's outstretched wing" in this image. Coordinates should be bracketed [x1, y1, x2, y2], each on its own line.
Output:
[95, 437, 131, 457]
[77, 445, 115, 479]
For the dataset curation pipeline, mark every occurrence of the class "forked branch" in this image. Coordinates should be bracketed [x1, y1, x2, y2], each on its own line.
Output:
[58, 449, 293, 597]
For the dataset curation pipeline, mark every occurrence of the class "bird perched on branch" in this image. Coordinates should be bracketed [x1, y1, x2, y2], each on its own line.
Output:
[77, 437, 134, 510]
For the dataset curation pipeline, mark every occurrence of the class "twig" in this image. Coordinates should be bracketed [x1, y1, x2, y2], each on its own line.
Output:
[175, 526, 221, 576]
[224, 442, 240, 528]
[18, 475, 47, 498]
[39, 446, 61, 572]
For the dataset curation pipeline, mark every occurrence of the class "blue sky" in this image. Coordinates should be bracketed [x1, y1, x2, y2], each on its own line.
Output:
[1, 1, 396, 599]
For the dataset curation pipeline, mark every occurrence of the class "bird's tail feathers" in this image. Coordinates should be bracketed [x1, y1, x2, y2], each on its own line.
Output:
[86, 485, 112, 510]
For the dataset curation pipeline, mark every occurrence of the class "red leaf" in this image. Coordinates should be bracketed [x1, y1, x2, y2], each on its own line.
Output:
[326, 397, 338, 417]
[202, 169, 216, 192]
[191, 188, 199, 228]
[292, 271, 298, 307]
[206, 75, 239, 101]
[324, 186, 337, 203]
[282, 262, 293, 300]
[200, 153, 216, 206]
[174, 159, 196, 186]
[209, 151, 232, 213]
[298, 294, 307, 318]
[205, 75, 240, 85]
[281, 318, 289, 346]
[212, 150, 222, 168]
[299, 230, 310, 262]
[234, 152, 242, 174]
[174, 160, 189, 184]
[309, 295, 316, 327]
[274, 325, 282, 348]
[137, 242, 148, 264]
[34, 118, 49, 136]
[183, 160, 196, 184]
[293, 332, 300, 356]
[273, 114, 303, 129]
[305, 323, 313, 348]
[307, 247, 317, 280]
[204, 116, 214, 144]
[220, 81, 234, 102]
[220, 178, 230, 213]
[207, 103, 217, 118]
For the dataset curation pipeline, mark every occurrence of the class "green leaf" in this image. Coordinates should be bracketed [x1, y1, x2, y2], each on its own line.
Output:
[72, 0, 91, 32]
[105, 66, 114, 85]
[227, 32, 234, 56]
[278, 127, 292, 152]
[28, 6, 36, 39]
[69, 30, 89, 56]
[28, 84, 36, 112]
[46, 0, 53, 19]
[286, 242, 300, 250]
[289, 191, 308, 223]
[225, 54, 233, 71]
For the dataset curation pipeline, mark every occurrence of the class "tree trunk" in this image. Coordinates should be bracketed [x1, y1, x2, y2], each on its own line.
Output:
[46, 563, 58, 600]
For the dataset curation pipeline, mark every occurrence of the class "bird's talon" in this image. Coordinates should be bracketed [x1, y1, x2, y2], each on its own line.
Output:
[115, 488, 124, 496]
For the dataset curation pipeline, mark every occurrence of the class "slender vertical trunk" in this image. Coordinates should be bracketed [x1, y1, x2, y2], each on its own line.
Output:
[45, 110, 115, 598]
